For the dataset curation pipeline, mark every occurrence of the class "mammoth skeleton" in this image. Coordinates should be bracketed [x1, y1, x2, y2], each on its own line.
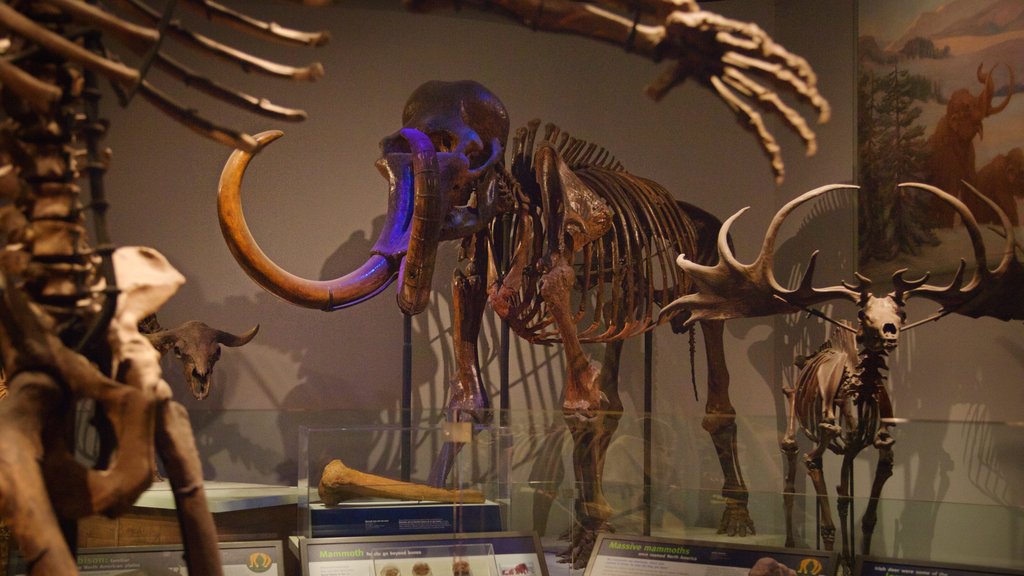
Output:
[662, 182, 1021, 564]
[220, 79, 768, 563]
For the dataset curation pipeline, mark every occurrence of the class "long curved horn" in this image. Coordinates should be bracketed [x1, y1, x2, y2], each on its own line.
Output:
[215, 324, 260, 347]
[978, 62, 1014, 117]
[893, 182, 1016, 313]
[659, 184, 861, 326]
[218, 131, 400, 310]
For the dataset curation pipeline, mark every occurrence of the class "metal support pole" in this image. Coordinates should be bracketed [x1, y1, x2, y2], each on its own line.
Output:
[401, 313, 413, 482]
[643, 330, 653, 535]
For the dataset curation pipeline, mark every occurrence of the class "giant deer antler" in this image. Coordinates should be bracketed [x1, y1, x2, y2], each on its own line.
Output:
[662, 182, 1024, 328]
[659, 184, 862, 327]
[893, 182, 1022, 323]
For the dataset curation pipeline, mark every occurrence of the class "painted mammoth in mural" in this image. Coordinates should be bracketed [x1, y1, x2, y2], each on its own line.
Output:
[924, 63, 1014, 227]
[219, 80, 753, 565]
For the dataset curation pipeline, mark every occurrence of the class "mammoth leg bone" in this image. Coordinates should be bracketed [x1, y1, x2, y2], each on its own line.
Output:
[427, 235, 492, 487]
[699, 319, 754, 536]
[532, 143, 615, 565]
[557, 339, 625, 569]
[320, 459, 484, 505]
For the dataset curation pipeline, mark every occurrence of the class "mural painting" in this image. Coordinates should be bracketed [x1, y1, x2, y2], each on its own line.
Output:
[857, 0, 1023, 277]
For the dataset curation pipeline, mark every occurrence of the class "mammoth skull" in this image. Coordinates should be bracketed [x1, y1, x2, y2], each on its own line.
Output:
[218, 80, 509, 315]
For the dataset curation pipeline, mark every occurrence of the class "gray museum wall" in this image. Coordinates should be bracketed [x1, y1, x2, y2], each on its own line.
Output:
[97, 0, 1021, 560]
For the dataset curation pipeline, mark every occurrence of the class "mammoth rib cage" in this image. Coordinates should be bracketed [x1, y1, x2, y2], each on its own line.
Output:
[500, 165, 700, 345]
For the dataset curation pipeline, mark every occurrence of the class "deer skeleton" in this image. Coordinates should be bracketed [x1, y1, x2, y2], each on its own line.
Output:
[661, 182, 1020, 562]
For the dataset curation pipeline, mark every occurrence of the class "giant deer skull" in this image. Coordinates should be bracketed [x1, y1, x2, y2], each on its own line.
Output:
[218, 80, 508, 315]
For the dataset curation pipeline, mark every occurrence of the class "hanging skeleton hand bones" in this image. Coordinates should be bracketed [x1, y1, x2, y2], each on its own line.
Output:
[292, 0, 830, 184]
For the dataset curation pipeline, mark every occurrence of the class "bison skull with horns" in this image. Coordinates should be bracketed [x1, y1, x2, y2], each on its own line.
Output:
[218, 80, 509, 314]
[142, 317, 260, 400]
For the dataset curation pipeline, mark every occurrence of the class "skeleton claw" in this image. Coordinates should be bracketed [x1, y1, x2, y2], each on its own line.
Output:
[819, 420, 842, 435]
[874, 429, 895, 449]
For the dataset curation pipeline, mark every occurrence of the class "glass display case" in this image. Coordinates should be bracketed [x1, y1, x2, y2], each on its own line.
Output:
[2, 409, 1017, 575]
[289, 410, 1023, 574]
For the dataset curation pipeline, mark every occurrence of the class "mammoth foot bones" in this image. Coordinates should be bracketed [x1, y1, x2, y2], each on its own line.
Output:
[0, 247, 222, 575]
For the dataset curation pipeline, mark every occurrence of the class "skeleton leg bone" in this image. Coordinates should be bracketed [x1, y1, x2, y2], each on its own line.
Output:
[557, 339, 624, 568]
[836, 452, 858, 566]
[428, 238, 491, 487]
[699, 320, 754, 536]
[156, 401, 225, 576]
[804, 423, 839, 551]
[781, 381, 800, 547]
[862, 426, 895, 555]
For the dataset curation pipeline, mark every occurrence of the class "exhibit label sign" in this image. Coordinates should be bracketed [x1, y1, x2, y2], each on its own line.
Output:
[301, 531, 547, 576]
[584, 534, 837, 576]
[8, 540, 284, 575]
[858, 556, 1024, 576]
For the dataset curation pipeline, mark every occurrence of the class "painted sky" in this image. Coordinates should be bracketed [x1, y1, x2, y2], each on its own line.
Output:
[858, 0, 960, 44]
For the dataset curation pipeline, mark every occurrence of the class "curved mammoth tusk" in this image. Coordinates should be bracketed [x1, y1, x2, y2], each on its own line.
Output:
[218, 130, 399, 310]
[396, 128, 443, 315]
[215, 324, 260, 347]
[978, 62, 1014, 117]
